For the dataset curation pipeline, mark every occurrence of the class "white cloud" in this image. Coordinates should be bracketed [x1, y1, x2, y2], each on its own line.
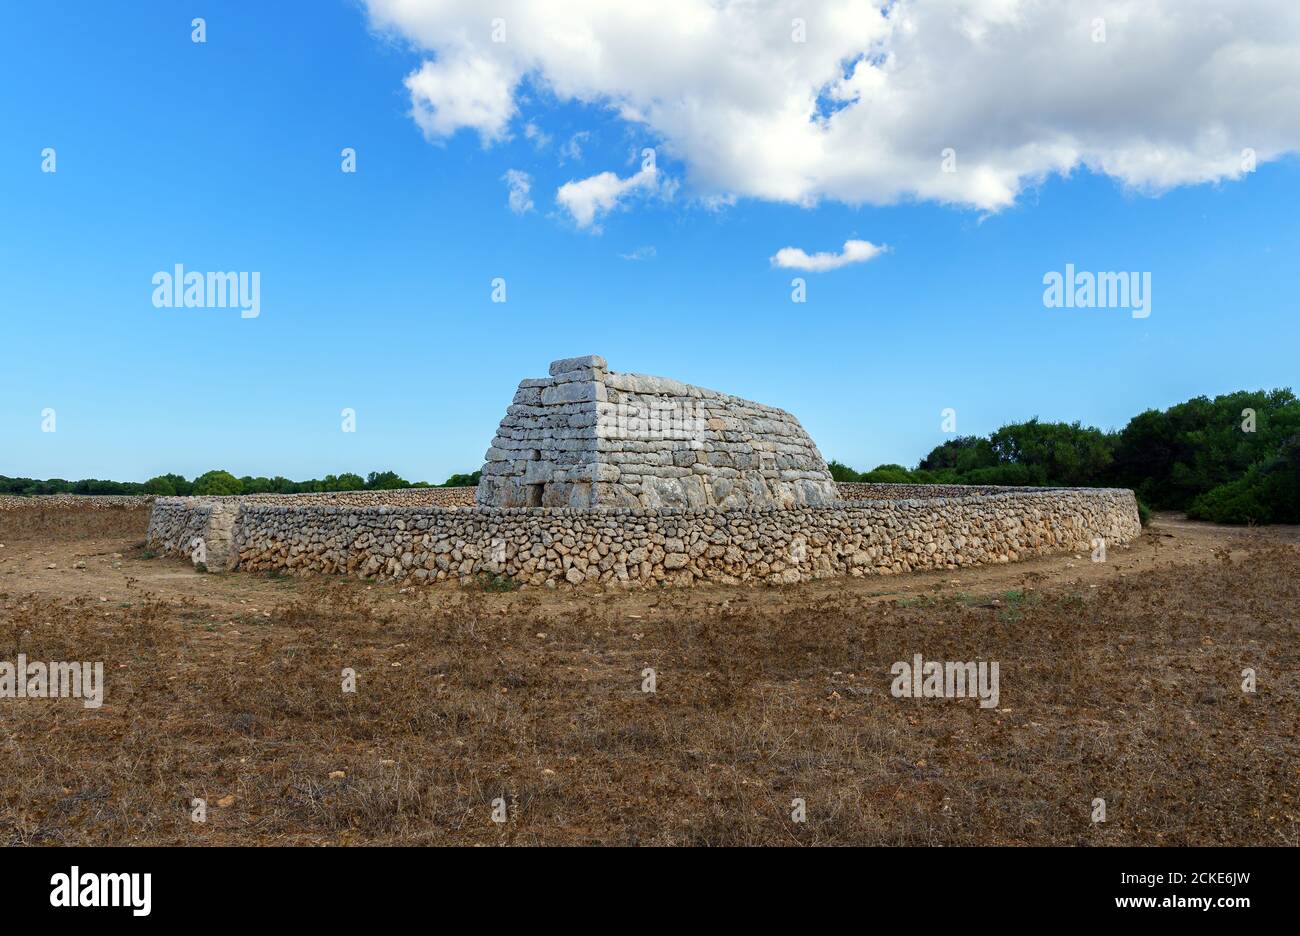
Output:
[523, 122, 551, 150]
[367, 1, 1300, 211]
[503, 169, 534, 214]
[620, 246, 657, 261]
[560, 131, 591, 163]
[771, 239, 887, 272]
[403, 53, 515, 143]
[555, 165, 659, 229]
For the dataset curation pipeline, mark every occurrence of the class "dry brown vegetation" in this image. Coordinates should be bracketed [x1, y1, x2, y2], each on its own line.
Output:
[0, 504, 1295, 845]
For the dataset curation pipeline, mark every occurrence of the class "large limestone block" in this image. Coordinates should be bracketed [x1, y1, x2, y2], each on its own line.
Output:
[541, 381, 605, 405]
[549, 355, 607, 375]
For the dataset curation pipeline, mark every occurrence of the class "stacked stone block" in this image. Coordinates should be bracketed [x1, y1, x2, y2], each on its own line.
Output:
[476, 356, 839, 510]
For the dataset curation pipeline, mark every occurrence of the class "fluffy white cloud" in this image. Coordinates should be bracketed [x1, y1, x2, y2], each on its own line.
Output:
[403, 53, 515, 143]
[771, 239, 887, 272]
[555, 165, 659, 229]
[367, 0, 1300, 211]
[502, 169, 534, 214]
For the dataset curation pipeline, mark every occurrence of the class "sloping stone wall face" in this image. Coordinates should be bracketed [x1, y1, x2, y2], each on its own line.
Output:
[146, 499, 216, 564]
[476, 356, 839, 510]
[147, 485, 1141, 588]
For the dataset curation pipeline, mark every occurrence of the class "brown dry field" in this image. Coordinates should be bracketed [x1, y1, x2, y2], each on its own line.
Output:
[0, 504, 1296, 846]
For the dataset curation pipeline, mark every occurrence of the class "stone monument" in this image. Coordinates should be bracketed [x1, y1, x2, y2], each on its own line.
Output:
[475, 355, 839, 510]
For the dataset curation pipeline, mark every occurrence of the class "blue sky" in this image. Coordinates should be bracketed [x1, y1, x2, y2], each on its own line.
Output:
[2, 1, 1297, 484]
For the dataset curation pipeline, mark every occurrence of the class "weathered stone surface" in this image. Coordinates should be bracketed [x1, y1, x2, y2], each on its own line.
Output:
[549, 355, 608, 376]
[477, 357, 839, 510]
[540, 380, 604, 406]
[147, 484, 1142, 590]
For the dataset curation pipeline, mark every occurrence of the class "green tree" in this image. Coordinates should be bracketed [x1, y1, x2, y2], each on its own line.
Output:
[859, 464, 914, 483]
[192, 470, 242, 496]
[919, 436, 997, 474]
[440, 470, 482, 487]
[330, 472, 366, 491]
[826, 460, 862, 482]
[987, 419, 1114, 487]
[143, 474, 181, 495]
[365, 470, 410, 490]
[1112, 389, 1299, 509]
[1188, 433, 1300, 524]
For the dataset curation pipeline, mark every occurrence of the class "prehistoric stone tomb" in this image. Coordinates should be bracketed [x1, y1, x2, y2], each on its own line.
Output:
[475, 355, 840, 510]
[143, 354, 1143, 587]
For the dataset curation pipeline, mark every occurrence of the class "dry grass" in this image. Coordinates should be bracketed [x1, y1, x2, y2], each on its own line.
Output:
[0, 505, 151, 542]
[0, 505, 1295, 845]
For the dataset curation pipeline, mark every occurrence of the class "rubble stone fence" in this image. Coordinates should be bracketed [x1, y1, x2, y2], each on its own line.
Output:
[145, 484, 1141, 587]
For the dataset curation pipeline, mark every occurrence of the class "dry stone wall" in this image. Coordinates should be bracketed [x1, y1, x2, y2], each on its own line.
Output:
[0, 494, 156, 512]
[222, 488, 475, 508]
[477, 356, 839, 510]
[146, 499, 221, 564]
[146, 488, 475, 569]
[2, 490, 477, 515]
[148, 485, 1141, 588]
[836, 483, 1010, 501]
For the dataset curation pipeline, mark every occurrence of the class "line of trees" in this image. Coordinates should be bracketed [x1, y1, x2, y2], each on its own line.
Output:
[830, 388, 1299, 525]
[0, 469, 483, 497]
[7, 389, 1296, 524]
